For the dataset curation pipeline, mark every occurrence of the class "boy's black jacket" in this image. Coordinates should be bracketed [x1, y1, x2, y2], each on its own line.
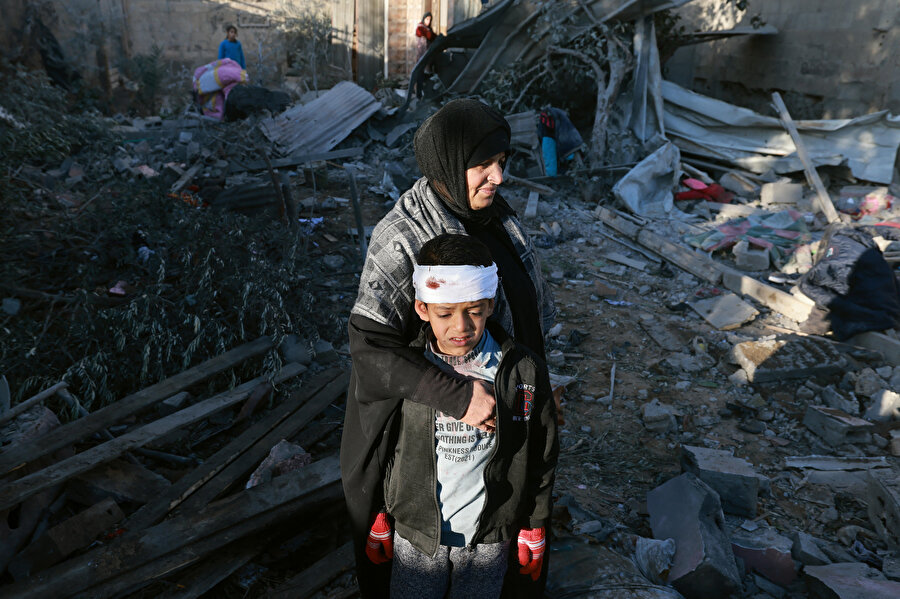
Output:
[341, 320, 558, 598]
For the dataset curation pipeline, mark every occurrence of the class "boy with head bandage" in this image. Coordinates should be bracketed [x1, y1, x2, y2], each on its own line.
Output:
[363, 233, 558, 599]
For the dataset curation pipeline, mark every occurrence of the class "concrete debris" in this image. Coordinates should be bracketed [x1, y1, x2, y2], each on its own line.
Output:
[245, 440, 311, 490]
[863, 389, 900, 421]
[633, 536, 677, 585]
[819, 385, 860, 416]
[804, 562, 900, 599]
[803, 405, 873, 446]
[681, 445, 769, 517]
[642, 399, 680, 434]
[730, 526, 798, 587]
[760, 182, 803, 206]
[733, 240, 770, 271]
[855, 368, 887, 398]
[732, 338, 847, 383]
[866, 469, 900, 548]
[647, 473, 741, 598]
[790, 531, 831, 566]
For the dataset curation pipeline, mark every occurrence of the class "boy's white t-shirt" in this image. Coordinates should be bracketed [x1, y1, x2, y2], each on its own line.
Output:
[425, 329, 501, 547]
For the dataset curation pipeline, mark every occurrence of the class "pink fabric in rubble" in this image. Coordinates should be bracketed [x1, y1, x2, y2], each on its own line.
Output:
[192, 58, 247, 120]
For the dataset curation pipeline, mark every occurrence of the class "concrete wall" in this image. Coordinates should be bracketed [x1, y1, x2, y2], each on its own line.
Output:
[666, 0, 900, 118]
[2, 0, 477, 98]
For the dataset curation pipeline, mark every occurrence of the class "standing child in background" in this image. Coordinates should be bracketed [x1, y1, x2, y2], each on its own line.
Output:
[361, 233, 558, 599]
[413, 13, 437, 99]
[218, 25, 246, 69]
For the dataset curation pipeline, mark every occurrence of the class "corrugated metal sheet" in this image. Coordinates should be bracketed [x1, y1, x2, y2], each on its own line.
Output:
[258, 80, 381, 156]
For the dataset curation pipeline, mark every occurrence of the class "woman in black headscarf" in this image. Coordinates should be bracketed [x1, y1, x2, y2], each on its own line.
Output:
[341, 99, 555, 598]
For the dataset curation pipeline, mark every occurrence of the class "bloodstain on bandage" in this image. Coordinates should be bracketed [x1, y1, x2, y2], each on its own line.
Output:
[425, 277, 444, 289]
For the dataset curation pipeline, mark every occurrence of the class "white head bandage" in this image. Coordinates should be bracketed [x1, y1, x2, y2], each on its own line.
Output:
[413, 263, 498, 304]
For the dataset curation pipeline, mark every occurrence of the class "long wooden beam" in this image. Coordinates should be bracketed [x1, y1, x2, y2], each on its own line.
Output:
[0, 337, 273, 475]
[0, 363, 305, 513]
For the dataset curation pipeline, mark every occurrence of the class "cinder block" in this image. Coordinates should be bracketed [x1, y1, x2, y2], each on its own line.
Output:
[733, 240, 769, 271]
[647, 473, 741, 598]
[761, 182, 803, 205]
[681, 445, 769, 517]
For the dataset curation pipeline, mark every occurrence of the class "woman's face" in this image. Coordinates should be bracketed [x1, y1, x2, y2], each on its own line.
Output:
[424, 15, 432, 27]
[466, 152, 505, 211]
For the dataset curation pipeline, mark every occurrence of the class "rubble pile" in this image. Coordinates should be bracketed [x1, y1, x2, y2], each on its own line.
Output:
[2, 1, 900, 597]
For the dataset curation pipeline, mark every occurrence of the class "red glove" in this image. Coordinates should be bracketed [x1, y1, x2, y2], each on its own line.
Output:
[517, 527, 546, 580]
[365, 512, 393, 564]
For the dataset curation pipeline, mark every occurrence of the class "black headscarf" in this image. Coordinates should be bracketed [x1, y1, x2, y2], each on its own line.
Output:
[414, 98, 512, 224]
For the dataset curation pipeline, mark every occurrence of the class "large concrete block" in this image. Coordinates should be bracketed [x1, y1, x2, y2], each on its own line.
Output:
[867, 469, 900, 549]
[733, 337, 846, 383]
[791, 531, 831, 566]
[733, 240, 770, 271]
[731, 526, 798, 586]
[647, 473, 741, 599]
[805, 562, 900, 599]
[681, 445, 769, 517]
[803, 405, 873, 446]
[864, 389, 900, 422]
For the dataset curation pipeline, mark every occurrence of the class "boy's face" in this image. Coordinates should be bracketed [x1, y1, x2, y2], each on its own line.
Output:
[415, 298, 494, 356]
[227, 28, 237, 41]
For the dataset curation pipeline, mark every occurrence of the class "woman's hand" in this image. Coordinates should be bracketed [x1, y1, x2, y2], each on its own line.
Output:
[460, 380, 496, 432]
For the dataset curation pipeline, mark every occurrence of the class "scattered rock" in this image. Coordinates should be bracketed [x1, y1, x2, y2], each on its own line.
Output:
[279, 334, 312, 365]
[791, 531, 831, 566]
[642, 399, 679, 434]
[803, 405, 873, 446]
[322, 254, 345, 270]
[866, 469, 900, 548]
[313, 339, 338, 364]
[730, 526, 798, 586]
[245, 440, 311, 489]
[855, 368, 886, 398]
[681, 445, 769, 517]
[647, 473, 741, 598]
[864, 389, 900, 421]
[819, 385, 860, 416]
[1, 298, 21, 316]
[876, 366, 893, 379]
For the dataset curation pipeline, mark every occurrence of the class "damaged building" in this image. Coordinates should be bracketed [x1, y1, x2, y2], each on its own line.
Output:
[1, 0, 900, 597]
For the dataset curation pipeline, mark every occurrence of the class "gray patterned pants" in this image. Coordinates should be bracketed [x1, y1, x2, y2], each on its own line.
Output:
[390, 531, 509, 599]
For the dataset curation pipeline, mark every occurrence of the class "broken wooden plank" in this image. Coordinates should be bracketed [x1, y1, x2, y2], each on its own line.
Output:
[636, 229, 722, 283]
[269, 541, 355, 599]
[596, 206, 721, 283]
[0, 381, 67, 426]
[524, 191, 539, 218]
[170, 370, 348, 518]
[228, 146, 363, 174]
[7, 498, 125, 581]
[4, 455, 341, 599]
[770, 92, 840, 223]
[0, 363, 305, 513]
[155, 537, 267, 599]
[125, 368, 347, 531]
[721, 269, 813, 323]
[595, 228, 661, 263]
[67, 459, 170, 507]
[170, 160, 204, 194]
[688, 292, 759, 330]
[849, 331, 900, 367]
[0, 336, 273, 476]
[603, 251, 648, 272]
